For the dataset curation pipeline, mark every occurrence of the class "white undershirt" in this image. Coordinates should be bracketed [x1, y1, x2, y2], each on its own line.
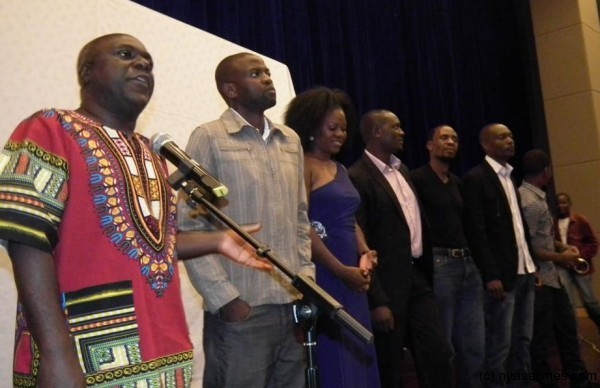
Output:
[558, 217, 569, 244]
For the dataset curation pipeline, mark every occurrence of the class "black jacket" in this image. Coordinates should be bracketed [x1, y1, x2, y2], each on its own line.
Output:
[349, 153, 432, 313]
[459, 160, 535, 290]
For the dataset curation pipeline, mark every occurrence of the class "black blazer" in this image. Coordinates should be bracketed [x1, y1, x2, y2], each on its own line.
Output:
[459, 160, 534, 291]
[349, 153, 432, 314]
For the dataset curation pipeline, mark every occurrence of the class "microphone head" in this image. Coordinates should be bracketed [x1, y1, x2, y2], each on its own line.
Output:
[150, 132, 173, 154]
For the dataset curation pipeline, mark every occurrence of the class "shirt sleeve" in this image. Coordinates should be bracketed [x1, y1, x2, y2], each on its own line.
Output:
[519, 188, 544, 253]
[0, 110, 69, 252]
[295, 147, 315, 278]
[575, 215, 598, 260]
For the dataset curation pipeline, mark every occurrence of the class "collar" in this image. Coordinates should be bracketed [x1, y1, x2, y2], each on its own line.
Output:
[365, 149, 402, 173]
[520, 181, 546, 199]
[227, 108, 281, 138]
[485, 155, 513, 177]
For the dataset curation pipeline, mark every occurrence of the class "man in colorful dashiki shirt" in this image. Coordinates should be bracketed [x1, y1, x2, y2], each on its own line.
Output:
[0, 34, 270, 388]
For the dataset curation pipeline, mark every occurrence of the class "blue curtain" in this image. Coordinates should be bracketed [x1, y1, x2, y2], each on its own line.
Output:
[133, 0, 546, 175]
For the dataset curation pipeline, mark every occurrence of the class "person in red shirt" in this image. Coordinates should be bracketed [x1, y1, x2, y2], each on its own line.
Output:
[554, 192, 600, 331]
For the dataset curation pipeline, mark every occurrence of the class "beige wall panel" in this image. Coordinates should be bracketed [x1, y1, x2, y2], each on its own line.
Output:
[579, 0, 600, 32]
[531, 0, 580, 36]
[532, 0, 600, 307]
[536, 24, 590, 99]
[582, 25, 600, 91]
[545, 91, 600, 166]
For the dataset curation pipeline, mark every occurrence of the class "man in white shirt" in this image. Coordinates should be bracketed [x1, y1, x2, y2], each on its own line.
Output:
[460, 123, 536, 387]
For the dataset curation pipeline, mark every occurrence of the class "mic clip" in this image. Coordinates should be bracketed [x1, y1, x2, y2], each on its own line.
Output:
[167, 169, 213, 203]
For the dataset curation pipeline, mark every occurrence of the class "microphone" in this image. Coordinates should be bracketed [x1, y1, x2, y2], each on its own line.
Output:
[151, 133, 229, 199]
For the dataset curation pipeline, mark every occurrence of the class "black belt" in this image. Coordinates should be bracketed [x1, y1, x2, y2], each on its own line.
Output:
[433, 247, 471, 258]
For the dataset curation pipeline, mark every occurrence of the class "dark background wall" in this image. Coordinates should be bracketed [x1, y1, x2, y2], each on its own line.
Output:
[133, 0, 547, 176]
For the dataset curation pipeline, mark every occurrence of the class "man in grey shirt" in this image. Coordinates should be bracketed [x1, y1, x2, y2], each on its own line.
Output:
[178, 52, 314, 388]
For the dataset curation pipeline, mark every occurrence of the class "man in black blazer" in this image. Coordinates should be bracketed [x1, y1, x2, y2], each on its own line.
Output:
[349, 110, 454, 388]
[460, 123, 536, 387]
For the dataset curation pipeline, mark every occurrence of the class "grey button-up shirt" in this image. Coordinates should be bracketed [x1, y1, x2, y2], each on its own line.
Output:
[177, 109, 314, 312]
[519, 181, 560, 288]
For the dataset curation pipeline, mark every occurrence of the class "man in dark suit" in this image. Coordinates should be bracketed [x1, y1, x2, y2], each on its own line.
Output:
[349, 109, 454, 388]
[460, 123, 536, 387]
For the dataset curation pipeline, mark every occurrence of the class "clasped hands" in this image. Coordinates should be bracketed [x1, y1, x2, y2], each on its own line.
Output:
[338, 250, 378, 293]
[558, 244, 581, 268]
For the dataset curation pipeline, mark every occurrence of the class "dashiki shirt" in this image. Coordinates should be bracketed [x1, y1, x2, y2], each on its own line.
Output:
[0, 109, 193, 387]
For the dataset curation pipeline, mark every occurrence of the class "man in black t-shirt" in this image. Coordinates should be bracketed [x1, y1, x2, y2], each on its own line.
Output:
[411, 125, 485, 388]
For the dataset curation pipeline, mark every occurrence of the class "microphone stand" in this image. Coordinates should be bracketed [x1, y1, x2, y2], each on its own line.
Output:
[167, 171, 373, 388]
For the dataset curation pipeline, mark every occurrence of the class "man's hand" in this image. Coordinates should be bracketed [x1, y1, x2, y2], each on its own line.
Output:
[219, 298, 252, 322]
[564, 244, 580, 256]
[217, 224, 272, 271]
[556, 244, 580, 268]
[559, 248, 580, 267]
[371, 306, 394, 333]
[486, 279, 507, 300]
[534, 272, 543, 287]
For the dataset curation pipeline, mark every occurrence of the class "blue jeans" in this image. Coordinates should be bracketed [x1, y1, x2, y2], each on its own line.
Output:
[483, 274, 535, 388]
[433, 250, 485, 388]
[556, 266, 600, 328]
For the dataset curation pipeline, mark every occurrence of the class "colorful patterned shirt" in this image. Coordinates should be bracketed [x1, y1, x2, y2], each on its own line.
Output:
[0, 109, 193, 387]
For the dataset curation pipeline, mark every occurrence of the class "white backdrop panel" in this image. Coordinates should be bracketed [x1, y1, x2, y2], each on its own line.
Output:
[0, 0, 296, 385]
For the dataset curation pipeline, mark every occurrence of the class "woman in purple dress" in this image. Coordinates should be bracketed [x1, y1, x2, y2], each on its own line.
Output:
[285, 87, 380, 388]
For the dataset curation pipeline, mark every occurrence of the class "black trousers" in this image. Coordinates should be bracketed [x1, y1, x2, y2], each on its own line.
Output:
[530, 285, 589, 388]
[374, 268, 455, 388]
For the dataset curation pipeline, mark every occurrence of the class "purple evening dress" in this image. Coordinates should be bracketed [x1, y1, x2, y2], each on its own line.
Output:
[308, 162, 380, 388]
